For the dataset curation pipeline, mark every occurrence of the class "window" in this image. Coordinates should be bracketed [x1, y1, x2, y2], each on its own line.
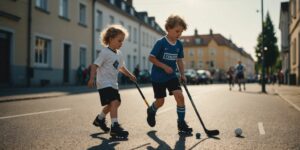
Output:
[198, 48, 203, 57]
[120, 21, 124, 26]
[195, 38, 201, 44]
[127, 55, 131, 71]
[198, 61, 203, 68]
[79, 3, 86, 25]
[109, 15, 114, 24]
[36, 0, 48, 10]
[59, 0, 68, 18]
[128, 25, 131, 42]
[133, 56, 137, 69]
[143, 56, 146, 69]
[292, 39, 296, 64]
[79, 47, 86, 67]
[146, 33, 149, 47]
[130, 8, 135, 15]
[110, 0, 115, 5]
[121, 2, 126, 11]
[210, 48, 216, 56]
[189, 49, 194, 56]
[133, 27, 137, 43]
[142, 32, 145, 46]
[190, 61, 195, 68]
[96, 10, 102, 30]
[34, 37, 51, 67]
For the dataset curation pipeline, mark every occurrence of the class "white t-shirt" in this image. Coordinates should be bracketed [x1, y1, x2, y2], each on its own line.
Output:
[94, 47, 124, 90]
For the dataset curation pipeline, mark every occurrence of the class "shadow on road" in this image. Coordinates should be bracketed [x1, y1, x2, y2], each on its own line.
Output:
[88, 132, 128, 150]
[174, 132, 193, 150]
[146, 130, 172, 150]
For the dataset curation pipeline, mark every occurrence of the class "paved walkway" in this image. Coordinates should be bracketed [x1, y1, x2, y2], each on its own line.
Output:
[1, 84, 300, 112]
[269, 85, 300, 112]
[0, 83, 145, 103]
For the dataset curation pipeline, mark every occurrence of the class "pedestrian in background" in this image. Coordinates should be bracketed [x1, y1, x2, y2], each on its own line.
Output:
[87, 24, 136, 138]
[227, 66, 235, 91]
[235, 61, 246, 91]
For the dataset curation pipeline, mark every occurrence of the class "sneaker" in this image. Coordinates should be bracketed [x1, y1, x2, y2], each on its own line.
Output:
[93, 117, 110, 132]
[178, 120, 193, 133]
[110, 122, 129, 137]
[147, 107, 156, 127]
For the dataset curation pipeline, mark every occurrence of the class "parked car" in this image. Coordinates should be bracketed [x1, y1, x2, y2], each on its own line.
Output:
[138, 69, 151, 83]
[184, 69, 198, 84]
[196, 69, 213, 84]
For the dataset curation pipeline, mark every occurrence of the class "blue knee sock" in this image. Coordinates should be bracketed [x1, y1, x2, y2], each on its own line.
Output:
[150, 103, 157, 113]
[177, 106, 185, 122]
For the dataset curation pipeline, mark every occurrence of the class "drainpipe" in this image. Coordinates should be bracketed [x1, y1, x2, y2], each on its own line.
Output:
[26, 0, 32, 87]
[138, 23, 141, 69]
[92, 0, 96, 62]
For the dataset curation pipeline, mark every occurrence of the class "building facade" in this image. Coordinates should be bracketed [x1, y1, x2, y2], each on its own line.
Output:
[279, 2, 290, 84]
[289, 0, 300, 85]
[94, 0, 164, 72]
[0, 0, 164, 87]
[181, 29, 255, 81]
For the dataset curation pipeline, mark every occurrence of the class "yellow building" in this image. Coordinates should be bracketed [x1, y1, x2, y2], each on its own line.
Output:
[289, 0, 300, 85]
[181, 29, 255, 81]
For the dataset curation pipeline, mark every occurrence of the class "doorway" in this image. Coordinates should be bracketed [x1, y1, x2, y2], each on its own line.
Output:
[63, 44, 71, 83]
[0, 30, 11, 85]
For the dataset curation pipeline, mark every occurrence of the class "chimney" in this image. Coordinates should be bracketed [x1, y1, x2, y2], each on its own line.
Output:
[209, 29, 213, 35]
[126, 0, 132, 6]
[194, 29, 198, 36]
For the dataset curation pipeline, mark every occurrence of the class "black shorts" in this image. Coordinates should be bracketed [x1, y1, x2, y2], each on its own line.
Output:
[152, 78, 182, 99]
[98, 87, 121, 106]
[236, 73, 244, 80]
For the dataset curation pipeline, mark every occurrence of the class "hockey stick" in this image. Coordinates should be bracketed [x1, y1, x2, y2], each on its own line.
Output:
[182, 82, 219, 137]
[133, 81, 150, 107]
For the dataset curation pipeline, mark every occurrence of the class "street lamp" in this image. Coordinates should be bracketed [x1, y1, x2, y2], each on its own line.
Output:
[261, 0, 266, 93]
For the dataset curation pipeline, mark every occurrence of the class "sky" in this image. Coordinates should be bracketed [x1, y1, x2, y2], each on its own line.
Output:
[133, 0, 289, 61]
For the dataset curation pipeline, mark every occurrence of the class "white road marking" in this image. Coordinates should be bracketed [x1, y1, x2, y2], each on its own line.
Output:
[0, 108, 71, 120]
[258, 122, 265, 135]
[157, 107, 174, 115]
[278, 95, 300, 112]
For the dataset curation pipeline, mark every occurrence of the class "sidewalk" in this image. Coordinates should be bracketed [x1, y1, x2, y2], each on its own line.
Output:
[269, 85, 300, 112]
[0, 83, 150, 103]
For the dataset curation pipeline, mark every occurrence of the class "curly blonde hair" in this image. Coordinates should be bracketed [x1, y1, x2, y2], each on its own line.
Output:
[165, 15, 187, 31]
[100, 24, 129, 46]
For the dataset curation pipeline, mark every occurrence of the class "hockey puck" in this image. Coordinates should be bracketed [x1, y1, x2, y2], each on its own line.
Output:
[195, 133, 201, 139]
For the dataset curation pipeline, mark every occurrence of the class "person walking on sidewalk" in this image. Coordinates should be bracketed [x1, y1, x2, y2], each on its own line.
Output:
[235, 60, 246, 91]
[147, 15, 192, 134]
[88, 24, 136, 138]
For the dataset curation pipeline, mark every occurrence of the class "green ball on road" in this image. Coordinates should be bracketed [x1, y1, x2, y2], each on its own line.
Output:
[235, 128, 242, 136]
[195, 133, 201, 139]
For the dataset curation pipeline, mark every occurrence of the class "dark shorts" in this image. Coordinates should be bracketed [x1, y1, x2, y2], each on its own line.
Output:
[236, 72, 244, 80]
[98, 87, 121, 106]
[152, 78, 182, 99]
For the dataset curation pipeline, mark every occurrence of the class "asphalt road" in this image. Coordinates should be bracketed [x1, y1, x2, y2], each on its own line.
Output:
[0, 84, 299, 150]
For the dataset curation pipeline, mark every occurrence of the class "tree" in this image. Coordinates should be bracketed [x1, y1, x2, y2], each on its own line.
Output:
[255, 12, 279, 76]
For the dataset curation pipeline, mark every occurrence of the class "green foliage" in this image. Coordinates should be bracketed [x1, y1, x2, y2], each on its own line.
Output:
[255, 12, 279, 74]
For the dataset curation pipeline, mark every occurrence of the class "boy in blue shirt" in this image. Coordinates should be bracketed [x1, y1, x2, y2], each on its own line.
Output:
[147, 15, 192, 134]
[235, 61, 246, 91]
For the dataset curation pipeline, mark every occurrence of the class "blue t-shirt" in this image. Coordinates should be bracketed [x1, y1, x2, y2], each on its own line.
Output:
[150, 37, 184, 83]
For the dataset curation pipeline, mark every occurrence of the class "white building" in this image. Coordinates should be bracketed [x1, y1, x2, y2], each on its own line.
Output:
[94, 0, 164, 72]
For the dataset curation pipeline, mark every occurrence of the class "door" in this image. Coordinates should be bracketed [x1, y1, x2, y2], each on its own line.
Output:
[63, 44, 70, 83]
[0, 30, 11, 85]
